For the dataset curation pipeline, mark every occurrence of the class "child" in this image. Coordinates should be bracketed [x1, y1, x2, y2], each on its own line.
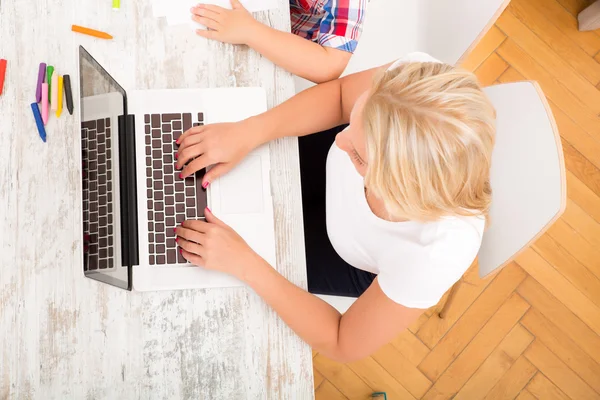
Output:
[190, 0, 368, 83]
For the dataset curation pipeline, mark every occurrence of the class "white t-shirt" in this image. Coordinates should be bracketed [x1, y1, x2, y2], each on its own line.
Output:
[325, 53, 485, 309]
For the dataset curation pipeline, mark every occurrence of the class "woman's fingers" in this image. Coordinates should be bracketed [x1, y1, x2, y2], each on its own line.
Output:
[180, 155, 211, 179]
[180, 219, 210, 235]
[177, 129, 204, 153]
[177, 125, 207, 144]
[176, 236, 205, 257]
[180, 248, 205, 267]
[176, 142, 205, 169]
[192, 15, 221, 30]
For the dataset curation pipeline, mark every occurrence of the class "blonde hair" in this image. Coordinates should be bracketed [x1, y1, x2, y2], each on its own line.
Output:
[363, 62, 495, 222]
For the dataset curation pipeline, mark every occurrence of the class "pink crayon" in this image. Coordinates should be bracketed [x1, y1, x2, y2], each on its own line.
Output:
[41, 83, 49, 125]
[51, 73, 58, 111]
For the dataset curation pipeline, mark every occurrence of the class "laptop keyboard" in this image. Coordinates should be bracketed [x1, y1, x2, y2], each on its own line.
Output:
[144, 112, 207, 265]
[82, 117, 115, 271]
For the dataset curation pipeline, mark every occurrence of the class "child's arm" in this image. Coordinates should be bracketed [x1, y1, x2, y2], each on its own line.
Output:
[191, 0, 363, 83]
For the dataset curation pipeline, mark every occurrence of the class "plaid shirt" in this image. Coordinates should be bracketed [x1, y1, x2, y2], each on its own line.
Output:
[290, 0, 368, 53]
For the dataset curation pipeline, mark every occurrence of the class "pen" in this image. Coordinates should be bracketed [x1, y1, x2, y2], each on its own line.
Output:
[51, 73, 58, 111]
[36, 62, 46, 103]
[71, 25, 113, 40]
[0, 59, 7, 96]
[46, 65, 54, 104]
[41, 83, 49, 125]
[63, 75, 74, 115]
[57, 76, 63, 118]
[113, 0, 120, 10]
[31, 103, 47, 142]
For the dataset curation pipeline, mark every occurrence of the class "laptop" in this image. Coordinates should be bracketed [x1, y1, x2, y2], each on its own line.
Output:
[77, 46, 276, 291]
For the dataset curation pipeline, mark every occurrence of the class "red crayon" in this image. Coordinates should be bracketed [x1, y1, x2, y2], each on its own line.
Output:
[0, 59, 7, 96]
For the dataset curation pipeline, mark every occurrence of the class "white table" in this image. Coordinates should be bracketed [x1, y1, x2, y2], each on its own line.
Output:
[0, 1, 313, 398]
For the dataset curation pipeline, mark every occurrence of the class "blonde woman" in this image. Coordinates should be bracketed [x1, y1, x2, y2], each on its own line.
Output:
[174, 53, 495, 362]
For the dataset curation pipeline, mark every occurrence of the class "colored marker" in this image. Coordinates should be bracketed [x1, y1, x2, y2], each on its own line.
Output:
[113, 0, 120, 10]
[41, 83, 49, 124]
[36, 62, 46, 102]
[0, 59, 7, 96]
[51, 73, 59, 111]
[71, 25, 113, 40]
[46, 65, 54, 104]
[31, 103, 47, 142]
[64, 75, 74, 115]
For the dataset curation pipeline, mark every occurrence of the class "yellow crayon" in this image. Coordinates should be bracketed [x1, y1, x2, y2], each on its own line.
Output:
[57, 76, 64, 118]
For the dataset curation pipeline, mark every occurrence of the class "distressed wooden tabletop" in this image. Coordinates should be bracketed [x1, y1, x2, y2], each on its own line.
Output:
[0, 0, 313, 398]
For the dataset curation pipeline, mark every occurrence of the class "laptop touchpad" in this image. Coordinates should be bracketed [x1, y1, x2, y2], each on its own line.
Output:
[219, 155, 264, 214]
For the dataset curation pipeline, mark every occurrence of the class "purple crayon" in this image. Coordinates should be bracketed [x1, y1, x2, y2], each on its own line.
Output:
[36, 62, 46, 103]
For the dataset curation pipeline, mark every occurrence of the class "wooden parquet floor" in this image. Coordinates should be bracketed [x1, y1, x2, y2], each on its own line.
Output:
[313, 0, 600, 398]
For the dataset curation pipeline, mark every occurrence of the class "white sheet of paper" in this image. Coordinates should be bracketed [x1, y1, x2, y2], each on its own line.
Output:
[152, 0, 169, 17]
[161, 0, 279, 27]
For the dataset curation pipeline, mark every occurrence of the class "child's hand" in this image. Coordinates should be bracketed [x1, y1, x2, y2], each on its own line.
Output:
[191, 0, 259, 45]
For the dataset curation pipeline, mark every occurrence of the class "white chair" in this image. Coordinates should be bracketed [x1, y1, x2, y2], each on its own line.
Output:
[319, 81, 567, 314]
[295, 0, 510, 92]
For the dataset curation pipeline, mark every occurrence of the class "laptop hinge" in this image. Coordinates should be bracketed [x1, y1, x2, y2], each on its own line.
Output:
[118, 114, 139, 271]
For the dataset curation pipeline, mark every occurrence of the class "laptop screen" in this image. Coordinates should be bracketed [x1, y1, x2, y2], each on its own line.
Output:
[79, 46, 132, 290]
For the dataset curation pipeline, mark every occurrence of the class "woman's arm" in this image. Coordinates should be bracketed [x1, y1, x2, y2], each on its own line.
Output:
[249, 61, 391, 146]
[177, 206, 424, 362]
[176, 62, 391, 183]
[243, 255, 425, 362]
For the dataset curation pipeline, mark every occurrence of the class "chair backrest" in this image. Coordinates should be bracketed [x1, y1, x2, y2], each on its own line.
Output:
[478, 82, 567, 278]
[341, 0, 510, 76]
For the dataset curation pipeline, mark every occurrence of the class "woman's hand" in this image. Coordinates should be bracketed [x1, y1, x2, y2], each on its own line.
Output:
[175, 120, 259, 186]
[175, 208, 261, 280]
[191, 0, 261, 45]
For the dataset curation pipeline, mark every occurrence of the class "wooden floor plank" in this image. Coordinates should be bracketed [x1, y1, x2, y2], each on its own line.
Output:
[462, 26, 507, 71]
[555, 0, 595, 16]
[546, 219, 600, 280]
[313, 354, 374, 400]
[372, 343, 432, 399]
[516, 248, 600, 334]
[418, 263, 527, 382]
[549, 101, 600, 171]
[517, 277, 600, 365]
[562, 199, 600, 248]
[475, 53, 510, 86]
[454, 325, 534, 400]
[525, 340, 598, 400]
[521, 308, 600, 394]
[348, 357, 416, 400]
[509, 0, 600, 83]
[496, 39, 600, 139]
[532, 234, 600, 308]
[566, 173, 600, 223]
[562, 138, 600, 198]
[417, 263, 494, 349]
[497, 66, 526, 83]
[495, 10, 600, 113]
[532, 0, 600, 56]
[314, 369, 325, 392]
[390, 330, 430, 366]
[422, 294, 530, 400]
[526, 373, 570, 400]
[515, 389, 538, 400]
[482, 356, 538, 400]
[315, 380, 349, 400]
[408, 308, 434, 335]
